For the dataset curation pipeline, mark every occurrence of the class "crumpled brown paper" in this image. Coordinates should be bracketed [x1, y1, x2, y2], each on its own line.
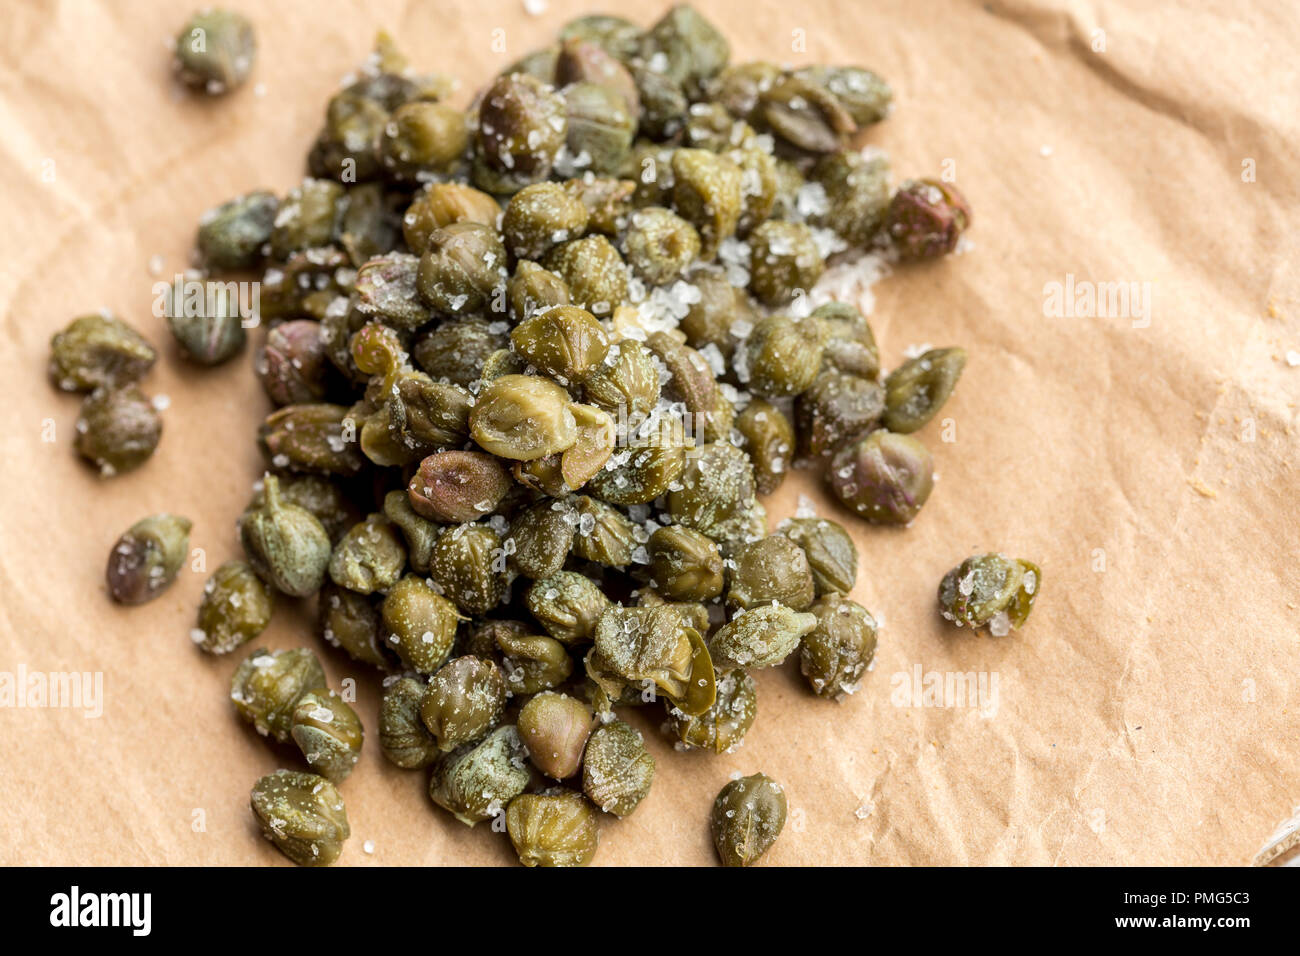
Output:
[0, 0, 1296, 866]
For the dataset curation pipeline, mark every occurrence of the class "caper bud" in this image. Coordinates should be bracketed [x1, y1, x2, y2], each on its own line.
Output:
[339, 181, 402, 266]
[582, 339, 661, 420]
[778, 517, 858, 596]
[511, 305, 610, 386]
[582, 720, 654, 817]
[526, 571, 612, 645]
[558, 37, 640, 114]
[270, 179, 343, 259]
[727, 535, 816, 611]
[647, 525, 724, 602]
[420, 655, 507, 751]
[679, 269, 753, 361]
[75, 385, 162, 477]
[429, 523, 506, 616]
[810, 149, 891, 247]
[564, 81, 637, 175]
[801, 594, 877, 699]
[381, 490, 440, 574]
[317, 581, 390, 668]
[642, 3, 729, 94]
[670, 668, 757, 753]
[465, 619, 574, 695]
[543, 234, 628, 316]
[710, 603, 815, 670]
[742, 313, 828, 398]
[407, 450, 513, 524]
[258, 403, 366, 477]
[105, 513, 192, 605]
[470, 374, 578, 461]
[379, 100, 468, 181]
[591, 604, 715, 714]
[748, 220, 825, 306]
[884, 178, 972, 259]
[507, 260, 572, 321]
[710, 61, 781, 123]
[883, 347, 967, 433]
[328, 513, 406, 595]
[795, 370, 885, 459]
[646, 331, 727, 442]
[403, 183, 501, 254]
[797, 65, 892, 126]
[50, 313, 157, 393]
[730, 144, 779, 235]
[173, 8, 255, 94]
[231, 647, 327, 742]
[309, 90, 387, 183]
[416, 222, 507, 315]
[684, 101, 755, 151]
[586, 410, 688, 505]
[291, 689, 364, 782]
[509, 498, 577, 579]
[381, 574, 463, 673]
[562, 176, 637, 236]
[671, 148, 743, 259]
[195, 559, 273, 654]
[389, 376, 474, 453]
[570, 495, 638, 568]
[938, 553, 1041, 634]
[502, 182, 590, 261]
[633, 66, 688, 139]
[250, 770, 349, 867]
[710, 772, 786, 867]
[197, 190, 278, 271]
[239, 474, 332, 597]
[518, 692, 593, 779]
[828, 429, 934, 525]
[256, 320, 330, 406]
[430, 725, 531, 825]
[474, 73, 568, 190]
[379, 675, 440, 768]
[735, 398, 794, 495]
[560, 403, 617, 489]
[560, 14, 642, 62]
[353, 253, 432, 332]
[167, 283, 247, 367]
[506, 791, 599, 867]
[816, 300, 881, 380]
[250, 474, 356, 544]
[667, 442, 758, 544]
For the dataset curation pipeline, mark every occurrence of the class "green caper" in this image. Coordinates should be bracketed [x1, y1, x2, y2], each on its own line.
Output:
[735, 398, 795, 495]
[511, 305, 610, 385]
[105, 513, 191, 605]
[230, 647, 327, 743]
[420, 656, 507, 751]
[469, 374, 578, 461]
[463, 620, 574, 695]
[810, 149, 891, 246]
[508, 498, 577, 579]
[938, 553, 1041, 634]
[828, 429, 934, 525]
[381, 574, 463, 674]
[564, 81, 636, 175]
[195, 559, 273, 654]
[250, 770, 349, 867]
[197, 190, 277, 271]
[403, 183, 502, 254]
[801, 593, 877, 699]
[291, 689, 364, 782]
[525, 571, 612, 645]
[795, 370, 885, 460]
[502, 182, 590, 261]
[507, 260, 572, 321]
[317, 581, 390, 668]
[582, 720, 654, 817]
[647, 525, 724, 602]
[727, 535, 816, 611]
[75, 385, 162, 477]
[671, 148, 742, 259]
[709, 603, 815, 670]
[670, 668, 756, 752]
[710, 773, 786, 867]
[778, 517, 858, 596]
[50, 313, 157, 393]
[748, 220, 825, 307]
[379, 100, 468, 181]
[239, 474, 332, 597]
[270, 179, 343, 259]
[474, 73, 568, 190]
[543, 234, 628, 316]
[328, 513, 406, 595]
[518, 692, 593, 779]
[582, 339, 661, 419]
[590, 603, 715, 715]
[174, 8, 255, 94]
[428, 524, 506, 617]
[506, 791, 599, 867]
[258, 403, 366, 477]
[641, 3, 730, 95]
[429, 725, 531, 825]
[742, 313, 828, 398]
[883, 347, 967, 433]
[416, 222, 507, 315]
[379, 675, 440, 769]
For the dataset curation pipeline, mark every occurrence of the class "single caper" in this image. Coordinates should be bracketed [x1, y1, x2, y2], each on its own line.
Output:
[420, 656, 507, 752]
[727, 535, 816, 611]
[710, 773, 786, 867]
[709, 603, 815, 671]
[670, 668, 757, 753]
[317, 581, 390, 668]
[882, 347, 967, 433]
[105, 513, 192, 605]
[525, 571, 612, 646]
[506, 791, 600, 867]
[828, 429, 934, 525]
[174, 8, 256, 94]
[239, 474, 332, 597]
[428, 523, 506, 616]
[582, 719, 655, 818]
[291, 689, 364, 782]
[518, 692, 593, 779]
[230, 647, 327, 743]
[937, 553, 1041, 634]
[381, 574, 463, 674]
[647, 525, 724, 602]
[429, 724, 531, 825]
[379, 675, 440, 769]
[778, 517, 858, 595]
[75, 385, 162, 477]
[801, 593, 877, 699]
[195, 559, 273, 654]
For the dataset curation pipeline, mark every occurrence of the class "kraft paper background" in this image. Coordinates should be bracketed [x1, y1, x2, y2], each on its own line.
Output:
[0, 0, 1297, 866]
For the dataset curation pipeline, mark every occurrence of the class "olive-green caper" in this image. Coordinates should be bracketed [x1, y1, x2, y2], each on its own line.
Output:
[590, 604, 715, 714]
[317, 581, 390, 668]
[646, 331, 727, 442]
[710, 603, 815, 670]
[810, 149, 891, 247]
[642, 3, 730, 95]
[75, 385, 162, 477]
[239, 474, 332, 597]
[526, 571, 612, 645]
[469, 374, 578, 461]
[586, 410, 688, 505]
[230, 647, 327, 742]
[250, 474, 356, 544]
[50, 313, 157, 393]
[797, 65, 893, 126]
[560, 13, 640, 60]
[328, 513, 406, 595]
[428, 523, 506, 616]
[511, 305, 610, 385]
[666, 442, 758, 545]
[174, 8, 255, 94]
[938, 553, 1041, 634]
[760, 74, 855, 155]
[562, 176, 637, 235]
[338, 181, 402, 267]
[671, 148, 743, 259]
[420, 655, 507, 751]
[570, 495, 638, 568]
[801, 593, 877, 699]
[415, 222, 507, 315]
[407, 450, 513, 524]
[543, 234, 628, 316]
[388, 376, 474, 454]
[748, 219, 825, 306]
[684, 101, 755, 151]
[730, 144, 779, 235]
[518, 692, 593, 779]
[508, 499, 577, 579]
[742, 313, 828, 398]
[679, 269, 754, 361]
[250, 770, 349, 867]
[647, 525, 724, 602]
[670, 668, 756, 753]
[564, 81, 637, 175]
[582, 720, 655, 817]
[167, 283, 248, 366]
[381, 574, 463, 674]
[507, 260, 572, 321]
[735, 398, 795, 495]
[795, 370, 885, 460]
[379, 675, 440, 768]
[560, 402, 617, 490]
[557, 37, 640, 113]
[778, 517, 858, 596]
[474, 73, 568, 190]
[816, 300, 881, 380]
[710, 773, 786, 867]
[270, 179, 343, 259]
[353, 253, 432, 332]
[582, 339, 661, 419]
[727, 535, 816, 611]
[502, 182, 590, 261]
[380, 100, 468, 181]
[884, 179, 972, 259]
[381, 490, 440, 574]
[710, 61, 782, 122]
[506, 791, 599, 867]
[197, 190, 278, 271]
[194, 559, 273, 654]
[309, 90, 388, 183]
[429, 724, 531, 825]
[410, 318, 506, 387]
[258, 403, 366, 477]
[882, 347, 967, 433]
[291, 689, 364, 782]
[828, 429, 934, 525]
[464, 619, 574, 695]
[403, 183, 502, 254]
[105, 513, 191, 605]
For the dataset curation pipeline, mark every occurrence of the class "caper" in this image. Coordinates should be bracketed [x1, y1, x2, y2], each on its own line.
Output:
[710, 773, 786, 867]
[506, 791, 599, 867]
[195, 559, 273, 654]
[291, 689, 364, 782]
[231, 647, 327, 743]
[250, 770, 349, 867]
